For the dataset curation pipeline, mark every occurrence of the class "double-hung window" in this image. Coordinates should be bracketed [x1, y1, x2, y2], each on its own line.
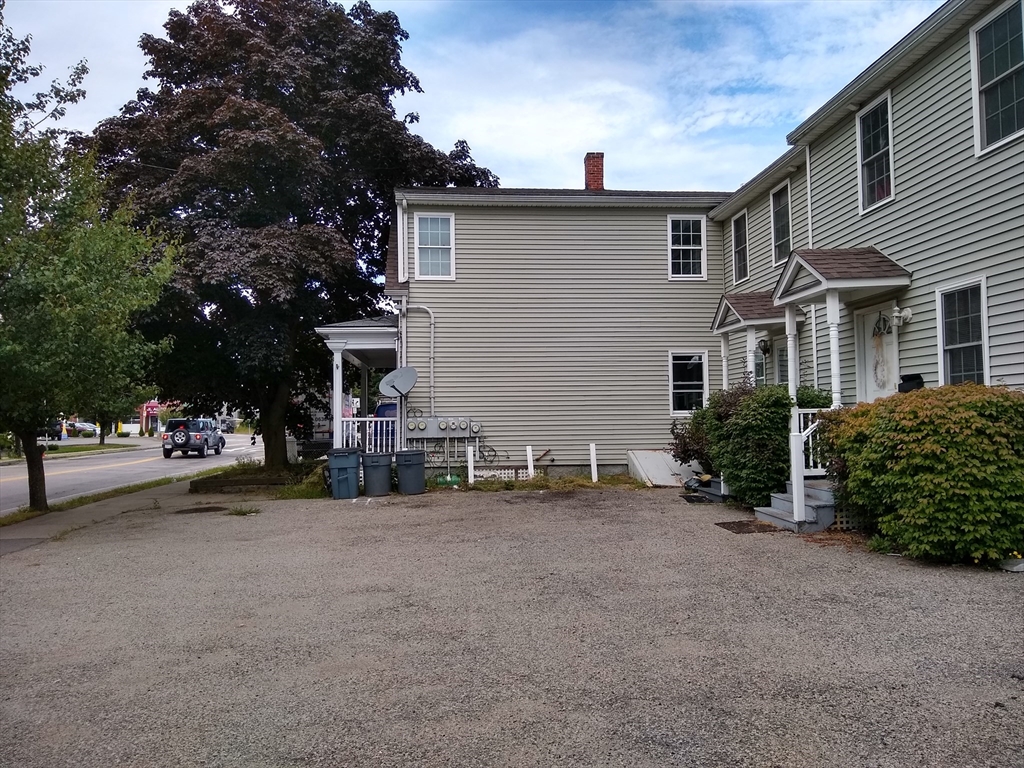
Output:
[668, 216, 706, 280]
[670, 351, 708, 413]
[414, 213, 455, 280]
[938, 280, 988, 385]
[857, 92, 895, 212]
[731, 211, 748, 284]
[971, 0, 1024, 153]
[771, 183, 791, 265]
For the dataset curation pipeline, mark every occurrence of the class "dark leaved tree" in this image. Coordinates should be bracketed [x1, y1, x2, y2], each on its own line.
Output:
[86, 0, 497, 467]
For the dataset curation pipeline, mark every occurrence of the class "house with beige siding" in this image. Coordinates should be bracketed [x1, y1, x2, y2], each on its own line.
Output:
[318, 0, 1022, 500]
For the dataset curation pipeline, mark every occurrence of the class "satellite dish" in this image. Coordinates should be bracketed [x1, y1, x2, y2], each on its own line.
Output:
[380, 367, 418, 397]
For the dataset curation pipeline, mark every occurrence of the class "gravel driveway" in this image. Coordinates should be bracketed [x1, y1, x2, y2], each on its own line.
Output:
[1, 487, 1021, 768]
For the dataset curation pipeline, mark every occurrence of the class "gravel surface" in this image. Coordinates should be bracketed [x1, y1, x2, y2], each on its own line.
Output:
[1, 487, 1021, 768]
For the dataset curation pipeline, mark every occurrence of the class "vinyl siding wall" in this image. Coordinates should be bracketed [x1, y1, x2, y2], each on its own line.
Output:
[401, 204, 725, 469]
[720, 167, 822, 389]
[808, 14, 1024, 397]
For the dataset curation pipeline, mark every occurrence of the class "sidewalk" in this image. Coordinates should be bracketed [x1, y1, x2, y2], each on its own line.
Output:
[0, 479, 251, 556]
[0, 438, 156, 467]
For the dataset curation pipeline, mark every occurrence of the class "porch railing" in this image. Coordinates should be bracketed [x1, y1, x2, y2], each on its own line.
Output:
[334, 417, 398, 454]
[797, 408, 827, 477]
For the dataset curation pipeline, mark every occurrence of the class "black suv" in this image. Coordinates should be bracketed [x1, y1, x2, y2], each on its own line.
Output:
[162, 418, 225, 459]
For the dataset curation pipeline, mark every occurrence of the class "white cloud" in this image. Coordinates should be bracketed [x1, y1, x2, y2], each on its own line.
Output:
[6, 0, 943, 191]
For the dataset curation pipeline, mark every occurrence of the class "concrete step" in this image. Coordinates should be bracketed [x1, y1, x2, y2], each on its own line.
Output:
[701, 478, 728, 503]
[768, 492, 836, 522]
[755, 501, 835, 533]
[786, 480, 834, 504]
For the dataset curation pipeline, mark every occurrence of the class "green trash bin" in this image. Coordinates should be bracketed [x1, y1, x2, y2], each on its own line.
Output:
[327, 448, 360, 499]
[395, 450, 426, 495]
[362, 452, 393, 497]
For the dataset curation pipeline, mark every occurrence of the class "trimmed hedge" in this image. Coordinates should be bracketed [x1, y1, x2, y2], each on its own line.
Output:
[817, 384, 1024, 563]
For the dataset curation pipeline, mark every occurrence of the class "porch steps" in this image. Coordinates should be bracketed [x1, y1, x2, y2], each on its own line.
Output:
[700, 477, 728, 503]
[754, 480, 835, 533]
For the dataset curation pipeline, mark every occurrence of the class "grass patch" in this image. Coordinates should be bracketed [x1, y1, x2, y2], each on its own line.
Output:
[52, 524, 87, 541]
[466, 473, 647, 493]
[0, 466, 227, 527]
[226, 504, 261, 516]
[275, 463, 330, 500]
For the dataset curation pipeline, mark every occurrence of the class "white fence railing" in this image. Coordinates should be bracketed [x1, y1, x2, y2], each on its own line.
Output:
[335, 417, 398, 454]
[797, 408, 827, 477]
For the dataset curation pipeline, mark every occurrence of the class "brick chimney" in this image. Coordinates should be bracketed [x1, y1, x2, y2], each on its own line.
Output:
[584, 152, 604, 190]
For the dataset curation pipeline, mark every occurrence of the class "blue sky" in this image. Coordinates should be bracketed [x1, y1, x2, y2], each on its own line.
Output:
[6, 0, 944, 190]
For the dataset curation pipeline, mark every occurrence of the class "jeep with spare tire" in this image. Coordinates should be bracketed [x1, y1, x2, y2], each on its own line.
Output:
[162, 418, 225, 459]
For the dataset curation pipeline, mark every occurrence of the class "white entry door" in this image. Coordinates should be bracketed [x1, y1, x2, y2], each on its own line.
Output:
[855, 304, 898, 402]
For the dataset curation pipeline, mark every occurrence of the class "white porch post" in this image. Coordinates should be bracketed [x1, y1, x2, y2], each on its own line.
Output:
[826, 289, 842, 408]
[720, 333, 730, 389]
[746, 327, 756, 379]
[359, 363, 369, 447]
[786, 304, 799, 401]
[786, 303, 805, 523]
[331, 347, 345, 449]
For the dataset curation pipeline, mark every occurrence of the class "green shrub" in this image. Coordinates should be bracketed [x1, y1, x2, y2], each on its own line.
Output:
[116, 431, 131, 438]
[817, 384, 1024, 564]
[709, 384, 793, 506]
[669, 407, 716, 476]
[67, 427, 79, 438]
[796, 386, 832, 409]
[147, 427, 155, 437]
[80, 430, 95, 438]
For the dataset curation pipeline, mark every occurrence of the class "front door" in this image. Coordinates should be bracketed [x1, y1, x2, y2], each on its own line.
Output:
[855, 304, 898, 402]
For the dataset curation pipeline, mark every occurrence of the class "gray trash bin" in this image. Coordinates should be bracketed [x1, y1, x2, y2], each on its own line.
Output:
[362, 452, 393, 497]
[395, 450, 426, 495]
[327, 448, 360, 499]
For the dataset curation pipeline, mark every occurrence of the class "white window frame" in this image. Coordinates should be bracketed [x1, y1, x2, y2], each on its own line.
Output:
[669, 350, 710, 415]
[731, 209, 749, 286]
[414, 212, 456, 281]
[970, 0, 1024, 156]
[856, 91, 896, 215]
[666, 214, 707, 281]
[935, 275, 991, 385]
[770, 180, 792, 267]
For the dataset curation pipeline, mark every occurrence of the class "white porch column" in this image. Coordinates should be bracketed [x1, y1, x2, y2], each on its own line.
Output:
[331, 347, 345, 449]
[720, 333, 730, 389]
[826, 289, 842, 409]
[746, 327, 756, 379]
[785, 304, 799, 401]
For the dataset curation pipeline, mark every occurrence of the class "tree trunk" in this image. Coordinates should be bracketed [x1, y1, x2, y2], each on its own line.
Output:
[17, 430, 48, 511]
[261, 380, 291, 469]
[98, 420, 108, 445]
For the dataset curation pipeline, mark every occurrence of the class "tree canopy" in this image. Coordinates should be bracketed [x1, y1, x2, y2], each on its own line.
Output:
[0, 10, 174, 509]
[87, 0, 498, 467]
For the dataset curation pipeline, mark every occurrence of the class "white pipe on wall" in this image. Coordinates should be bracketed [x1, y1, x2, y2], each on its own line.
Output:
[404, 304, 436, 416]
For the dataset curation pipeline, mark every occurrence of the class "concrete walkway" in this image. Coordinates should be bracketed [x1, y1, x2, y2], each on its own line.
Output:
[0, 479, 253, 556]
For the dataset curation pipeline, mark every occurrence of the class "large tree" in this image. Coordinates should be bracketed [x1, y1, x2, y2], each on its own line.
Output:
[0, 11, 174, 510]
[87, 0, 497, 467]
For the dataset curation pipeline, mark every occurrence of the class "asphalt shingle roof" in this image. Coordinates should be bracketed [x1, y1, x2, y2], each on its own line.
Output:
[794, 247, 910, 280]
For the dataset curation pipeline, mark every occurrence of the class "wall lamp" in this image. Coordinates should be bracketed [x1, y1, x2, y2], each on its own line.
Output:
[757, 338, 772, 357]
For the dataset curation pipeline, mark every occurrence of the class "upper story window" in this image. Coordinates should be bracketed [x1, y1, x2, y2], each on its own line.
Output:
[668, 215, 706, 280]
[971, 0, 1024, 153]
[938, 279, 989, 385]
[771, 182, 791, 265]
[732, 211, 748, 284]
[856, 92, 895, 212]
[414, 213, 455, 280]
[670, 351, 708, 413]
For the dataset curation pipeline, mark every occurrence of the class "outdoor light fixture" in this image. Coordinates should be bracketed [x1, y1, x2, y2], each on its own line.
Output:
[757, 338, 772, 357]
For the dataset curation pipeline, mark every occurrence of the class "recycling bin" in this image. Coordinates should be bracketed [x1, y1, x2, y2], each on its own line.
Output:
[395, 450, 426, 495]
[327, 447, 360, 500]
[362, 452, 393, 497]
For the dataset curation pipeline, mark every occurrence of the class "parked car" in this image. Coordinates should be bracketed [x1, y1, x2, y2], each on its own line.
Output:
[36, 422, 62, 440]
[74, 422, 100, 434]
[161, 418, 225, 458]
[219, 419, 236, 434]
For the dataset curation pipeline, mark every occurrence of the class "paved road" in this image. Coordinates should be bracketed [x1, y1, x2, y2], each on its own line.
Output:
[0, 434, 260, 515]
